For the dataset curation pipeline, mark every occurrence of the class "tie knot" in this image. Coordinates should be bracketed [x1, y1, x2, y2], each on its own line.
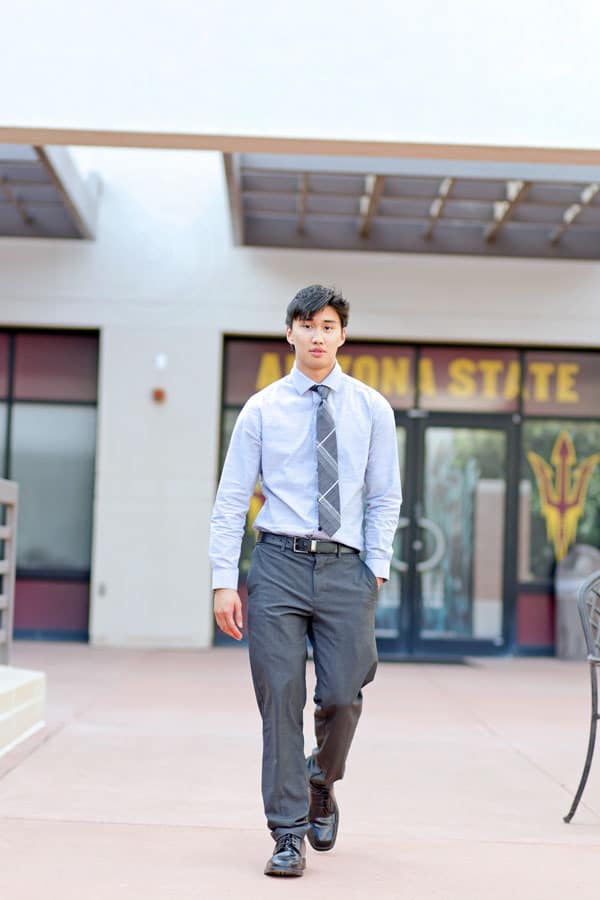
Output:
[312, 384, 330, 401]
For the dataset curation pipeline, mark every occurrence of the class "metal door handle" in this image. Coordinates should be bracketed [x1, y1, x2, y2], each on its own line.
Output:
[415, 518, 446, 573]
[390, 516, 446, 574]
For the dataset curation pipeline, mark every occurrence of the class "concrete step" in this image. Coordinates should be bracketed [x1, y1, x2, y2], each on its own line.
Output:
[0, 666, 46, 757]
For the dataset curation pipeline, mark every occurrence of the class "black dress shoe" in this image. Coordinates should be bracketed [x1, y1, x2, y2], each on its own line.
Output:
[264, 833, 306, 877]
[307, 781, 339, 851]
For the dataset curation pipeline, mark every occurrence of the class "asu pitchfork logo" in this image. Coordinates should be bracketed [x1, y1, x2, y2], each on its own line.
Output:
[528, 431, 600, 561]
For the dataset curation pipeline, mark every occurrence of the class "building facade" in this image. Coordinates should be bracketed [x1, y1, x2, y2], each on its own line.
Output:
[1, 144, 600, 656]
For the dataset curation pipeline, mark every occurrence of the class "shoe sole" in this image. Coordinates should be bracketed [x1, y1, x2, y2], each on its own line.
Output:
[264, 864, 306, 877]
[307, 801, 339, 852]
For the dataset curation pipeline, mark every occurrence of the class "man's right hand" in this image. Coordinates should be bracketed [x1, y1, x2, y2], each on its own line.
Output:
[214, 588, 243, 641]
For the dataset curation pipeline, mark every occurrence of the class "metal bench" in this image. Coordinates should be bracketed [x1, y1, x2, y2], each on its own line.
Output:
[564, 570, 600, 823]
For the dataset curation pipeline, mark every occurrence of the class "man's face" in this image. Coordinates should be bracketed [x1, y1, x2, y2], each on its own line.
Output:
[287, 305, 346, 378]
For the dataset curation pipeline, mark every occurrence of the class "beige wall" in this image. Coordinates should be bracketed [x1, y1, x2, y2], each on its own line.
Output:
[0, 147, 600, 646]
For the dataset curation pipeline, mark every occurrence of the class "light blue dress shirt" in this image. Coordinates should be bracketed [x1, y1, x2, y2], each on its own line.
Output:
[210, 361, 402, 590]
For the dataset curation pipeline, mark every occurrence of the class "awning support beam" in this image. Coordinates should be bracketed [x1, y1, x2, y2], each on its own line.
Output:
[485, 179, 529, 242]
[550, 182, 600, 244]
[359, 174, 385, 238]
[424, 177, 454, 239]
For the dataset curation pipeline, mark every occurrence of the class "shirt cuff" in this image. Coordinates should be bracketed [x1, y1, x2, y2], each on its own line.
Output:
[364, 557, 390, 581]
[212, 568, 239, 591]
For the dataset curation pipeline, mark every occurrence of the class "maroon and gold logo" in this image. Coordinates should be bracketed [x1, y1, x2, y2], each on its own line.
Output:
[528, 431, 600, 561]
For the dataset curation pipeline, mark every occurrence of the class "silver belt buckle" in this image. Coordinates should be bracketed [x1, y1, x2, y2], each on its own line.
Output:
[293, 537, 318, 553]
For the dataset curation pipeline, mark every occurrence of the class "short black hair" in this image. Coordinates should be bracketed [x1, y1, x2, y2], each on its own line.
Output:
[285, 284, 349, 329]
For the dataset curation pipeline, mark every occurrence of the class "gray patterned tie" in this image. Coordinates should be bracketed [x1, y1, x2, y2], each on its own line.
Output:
[312, 384, 341, 536]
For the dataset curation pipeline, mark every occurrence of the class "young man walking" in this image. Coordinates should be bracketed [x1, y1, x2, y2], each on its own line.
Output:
[209, 285, 402, 877]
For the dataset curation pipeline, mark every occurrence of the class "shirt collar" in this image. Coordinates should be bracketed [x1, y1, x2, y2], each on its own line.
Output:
[290, 361, 343, 395]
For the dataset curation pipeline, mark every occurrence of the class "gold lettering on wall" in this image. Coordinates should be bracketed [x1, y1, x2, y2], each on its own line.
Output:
[556, 363, 579, 403]
[448, 358, 476, 397]
[504, 361, 520, 400]
[529, 362, 555, 401]
[250, 348, 585, 409]
[418, 358, 437, 396]
[256, 352, 282, 390]
[479, 360, 504, 398]
[353, 355, 379, 388]
[381, 357, 410, 397]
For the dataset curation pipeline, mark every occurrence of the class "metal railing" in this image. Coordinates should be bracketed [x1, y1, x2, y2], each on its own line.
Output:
[0, 479, 18, 666]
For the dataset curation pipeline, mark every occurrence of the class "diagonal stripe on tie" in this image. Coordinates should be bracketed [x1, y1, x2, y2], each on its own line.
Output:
[312, 384, 341, 536]
[320, 481, 340, 502]
[318, 428, 336, 446]
[317, 453, 337, 480]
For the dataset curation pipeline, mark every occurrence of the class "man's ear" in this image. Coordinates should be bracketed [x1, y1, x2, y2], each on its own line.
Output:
[286, 326, 294, 347]
[338, 328, 346, 349]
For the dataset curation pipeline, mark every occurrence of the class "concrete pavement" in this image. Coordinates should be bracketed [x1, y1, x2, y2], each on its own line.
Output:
[1, 642, 599, 899]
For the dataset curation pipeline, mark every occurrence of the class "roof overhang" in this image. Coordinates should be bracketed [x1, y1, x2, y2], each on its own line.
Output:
[3, 127, 600, 257]
[226, 151, 600, 261]
[0, 143, 101, 239]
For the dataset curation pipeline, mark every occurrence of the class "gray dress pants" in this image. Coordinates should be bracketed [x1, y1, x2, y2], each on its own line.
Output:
[247, 537, 379, 840]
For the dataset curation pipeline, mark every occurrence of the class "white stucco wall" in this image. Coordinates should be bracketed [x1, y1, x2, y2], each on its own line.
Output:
[1, 146, 600, 646]
[3, 1, 600, 149]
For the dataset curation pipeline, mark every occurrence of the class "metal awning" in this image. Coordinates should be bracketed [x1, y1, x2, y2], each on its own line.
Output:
[0, 145, 100, 239]
[226, 152, 600, 260]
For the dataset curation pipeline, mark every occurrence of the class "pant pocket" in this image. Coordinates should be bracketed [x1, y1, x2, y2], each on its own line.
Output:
[361, 559, 379, 593]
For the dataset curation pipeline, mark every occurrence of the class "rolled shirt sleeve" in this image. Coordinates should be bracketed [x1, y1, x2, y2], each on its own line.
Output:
[209, 399, 262, 590]
[363, 397, 402, 581]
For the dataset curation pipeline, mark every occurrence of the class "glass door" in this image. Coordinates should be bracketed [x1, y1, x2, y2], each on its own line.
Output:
[375, 413, 516, 657]
[413, 414, 514, 655]
[374, 422, 409, 651]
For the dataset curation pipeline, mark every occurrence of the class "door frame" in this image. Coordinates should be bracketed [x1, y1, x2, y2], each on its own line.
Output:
[376, 410, 520, 659]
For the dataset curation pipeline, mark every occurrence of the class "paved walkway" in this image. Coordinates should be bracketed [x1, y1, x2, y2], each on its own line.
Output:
[1, 643, 599, 899]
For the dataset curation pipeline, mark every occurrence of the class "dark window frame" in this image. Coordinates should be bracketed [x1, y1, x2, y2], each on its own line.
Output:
[0, 327, 100, 583]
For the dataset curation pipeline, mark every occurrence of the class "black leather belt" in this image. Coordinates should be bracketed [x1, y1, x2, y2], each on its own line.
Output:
[258, 531, 359, 555]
